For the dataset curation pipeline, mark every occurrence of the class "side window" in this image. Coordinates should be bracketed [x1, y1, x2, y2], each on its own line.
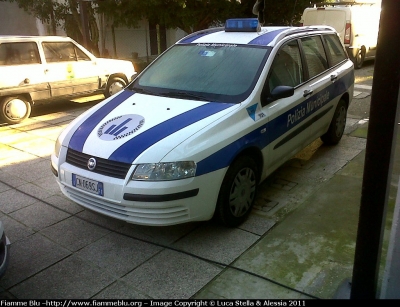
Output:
[268, 40, 303, 90]
[75, 47, 91, 61]
[301, 36, 328, 79]
[42, 42, 90, 63]
[0, 42, 40, 65]
[323, 34, 347, 66]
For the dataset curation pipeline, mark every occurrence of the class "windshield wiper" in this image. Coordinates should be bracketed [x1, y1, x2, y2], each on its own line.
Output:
[159, 91, 210, 101]
[130, 87, 157, 96]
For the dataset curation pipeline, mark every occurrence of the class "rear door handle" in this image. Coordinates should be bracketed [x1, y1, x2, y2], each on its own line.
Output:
[303, 89, 313, 97]
[331, 74, 338, 82]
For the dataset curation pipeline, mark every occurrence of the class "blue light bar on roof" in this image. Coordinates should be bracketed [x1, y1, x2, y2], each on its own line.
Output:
[225, 18, 260, 32]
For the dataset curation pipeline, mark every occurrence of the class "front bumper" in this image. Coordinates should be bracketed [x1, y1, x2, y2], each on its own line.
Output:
[51, 153, 225, 226]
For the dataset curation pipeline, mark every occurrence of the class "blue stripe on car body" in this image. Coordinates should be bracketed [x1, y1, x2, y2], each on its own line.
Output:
[69, 90, 135, 152]
[248, 28, 288, 46]
[109, 102, 235, 163]
[196, 70, 354, 176]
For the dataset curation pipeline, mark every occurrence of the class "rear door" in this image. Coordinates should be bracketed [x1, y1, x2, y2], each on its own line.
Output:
[297, 34, 338, 140]
[302, 33, 354, 139]
[0, 41, 50, 100]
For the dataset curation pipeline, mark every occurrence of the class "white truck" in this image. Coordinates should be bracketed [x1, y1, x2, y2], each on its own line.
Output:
[301, 1, 381, 69]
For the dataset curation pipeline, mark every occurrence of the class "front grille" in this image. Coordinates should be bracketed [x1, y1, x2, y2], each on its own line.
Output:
[66, 148, 132, 179]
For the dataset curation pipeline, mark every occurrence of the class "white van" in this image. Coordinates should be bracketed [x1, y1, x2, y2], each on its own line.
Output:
[301, 1, 381, 69]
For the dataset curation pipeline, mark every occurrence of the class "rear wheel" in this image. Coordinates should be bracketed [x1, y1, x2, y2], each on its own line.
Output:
[321, 99, 347, 145]
[215, 156, 258, 227]
[104, 76, 127, 98]
[353, 48, 365, 69]
[0, 96, 31, 125]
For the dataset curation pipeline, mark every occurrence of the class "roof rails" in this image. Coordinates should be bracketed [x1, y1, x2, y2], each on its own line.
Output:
[271, 25, 335, 43]
[275, 25, 335, 41]
[312, 1, 375, 7]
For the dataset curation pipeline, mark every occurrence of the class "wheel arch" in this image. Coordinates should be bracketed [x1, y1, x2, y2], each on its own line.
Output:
[228, 146, 264, 183]
[107, 73, 128, 84]
[340, 92, 350, 109]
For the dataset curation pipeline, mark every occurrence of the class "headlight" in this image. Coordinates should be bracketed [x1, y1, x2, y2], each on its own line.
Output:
[132, 161, 196, 181]
[54, 137, 62, 158]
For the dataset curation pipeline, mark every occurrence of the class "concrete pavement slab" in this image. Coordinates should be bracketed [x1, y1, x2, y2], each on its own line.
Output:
[121, 249, 222, 299]
[93, 280, 152, 299]
[9, 201, 70, 231]
[40, 216, 112, 252]
[0, 233, 71, 289]
[9, 255, 115, 299]
[194, 158, 364, 299]
[171, 223, 260, 264]
[76, 232, 163, 278]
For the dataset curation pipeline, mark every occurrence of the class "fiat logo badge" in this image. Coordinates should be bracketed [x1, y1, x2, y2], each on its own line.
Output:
[87, 157, 97, 171]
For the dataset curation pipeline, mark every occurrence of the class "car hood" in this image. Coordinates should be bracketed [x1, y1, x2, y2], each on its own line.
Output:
[63, 90, 237, 164]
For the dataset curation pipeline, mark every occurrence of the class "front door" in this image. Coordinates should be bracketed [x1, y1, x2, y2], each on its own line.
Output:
[41, 41, 99, 97]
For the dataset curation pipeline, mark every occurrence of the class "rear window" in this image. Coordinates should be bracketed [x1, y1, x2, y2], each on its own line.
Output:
[301, 35, 328, 79]
[0, 42, 40, 66]
[323, 34, 347, 66]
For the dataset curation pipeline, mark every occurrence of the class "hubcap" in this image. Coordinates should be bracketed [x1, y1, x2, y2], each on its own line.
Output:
[229, 167, 256, 217]
[335, 106, 347, 137]
[109, 81, 125, 96]
[5, 99, 27, 119]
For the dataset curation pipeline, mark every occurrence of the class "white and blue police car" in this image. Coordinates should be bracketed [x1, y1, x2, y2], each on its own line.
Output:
[51, 19, 354, 227]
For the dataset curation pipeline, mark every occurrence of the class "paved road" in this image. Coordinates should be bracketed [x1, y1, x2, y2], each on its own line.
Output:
[0, 63, 375, 299]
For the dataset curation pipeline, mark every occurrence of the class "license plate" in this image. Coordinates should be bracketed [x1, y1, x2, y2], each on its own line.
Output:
[72, 174, 104, 196]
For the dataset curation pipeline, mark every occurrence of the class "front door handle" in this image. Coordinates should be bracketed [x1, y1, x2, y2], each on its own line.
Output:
[331, 74, 338, 82]
[303, 89, 313, 97]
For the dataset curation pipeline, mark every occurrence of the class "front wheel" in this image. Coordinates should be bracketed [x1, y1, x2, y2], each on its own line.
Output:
[214, 156, 258, 227]
[321, 99, 347, 145]
[0, 96, 31, 125]
[104, 76, 127, 98]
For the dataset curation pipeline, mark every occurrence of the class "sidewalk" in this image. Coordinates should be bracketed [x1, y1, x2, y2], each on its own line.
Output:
[194, 121, 399, 299]
[0, 101, 397, 299]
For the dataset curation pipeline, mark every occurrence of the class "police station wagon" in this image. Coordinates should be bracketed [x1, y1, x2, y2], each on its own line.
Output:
[51, 19, 354, 227]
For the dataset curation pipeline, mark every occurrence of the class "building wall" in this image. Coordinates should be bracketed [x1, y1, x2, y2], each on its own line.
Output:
[0, 2, 187, 61]
[100, 19, 187, 61]
[0, 2, 42, 35]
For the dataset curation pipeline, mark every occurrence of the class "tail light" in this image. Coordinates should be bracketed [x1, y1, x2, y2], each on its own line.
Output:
[344, 22, 351, 44]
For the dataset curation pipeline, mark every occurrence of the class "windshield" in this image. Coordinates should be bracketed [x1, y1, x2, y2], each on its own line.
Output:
[129, 44, 271, 103]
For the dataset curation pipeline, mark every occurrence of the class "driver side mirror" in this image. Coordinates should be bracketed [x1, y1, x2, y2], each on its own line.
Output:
[265, 85, 294, 104]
